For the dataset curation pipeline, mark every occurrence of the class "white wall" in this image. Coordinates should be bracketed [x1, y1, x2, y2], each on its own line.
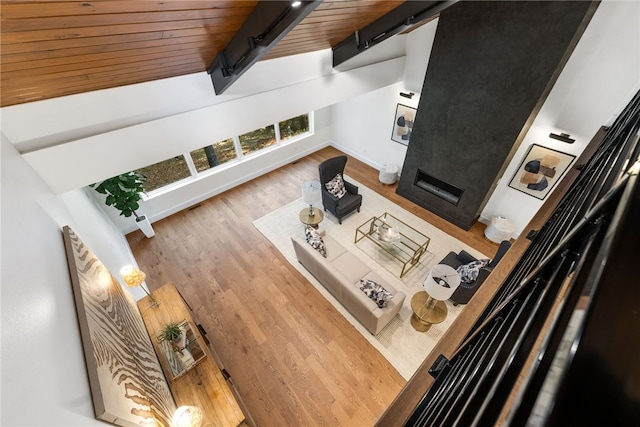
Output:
[19, 55, 405, 195]
[403, 18, 439, 93]
[331, 18, 438, 174]
[480, 0, 640, 235]
[0, 133, 146, 425]
[2, 50, 344, 152]
[332, 83, 417, 174]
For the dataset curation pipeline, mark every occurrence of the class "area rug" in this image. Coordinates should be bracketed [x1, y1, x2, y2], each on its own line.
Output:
[253, 176, 488, 380]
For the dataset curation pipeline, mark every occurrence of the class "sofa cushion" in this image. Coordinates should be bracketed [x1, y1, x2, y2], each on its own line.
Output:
[456, 259, 490, 283]
[305, 225, 326, 258]
[331, 251, 370, 284]
[359, 279, 393, 308]
[321, 235, 346, 263]
[325, 173, 347, 199]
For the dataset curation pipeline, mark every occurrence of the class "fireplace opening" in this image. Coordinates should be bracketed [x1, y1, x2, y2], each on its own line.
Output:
[414, 170, 463, 205]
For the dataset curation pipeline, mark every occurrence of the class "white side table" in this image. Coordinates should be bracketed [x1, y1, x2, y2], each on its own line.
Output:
[485, 216, 515, 243]
[379, 165, 399, 184]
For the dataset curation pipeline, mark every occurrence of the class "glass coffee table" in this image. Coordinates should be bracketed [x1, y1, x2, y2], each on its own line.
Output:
[354, 212, 430, 278]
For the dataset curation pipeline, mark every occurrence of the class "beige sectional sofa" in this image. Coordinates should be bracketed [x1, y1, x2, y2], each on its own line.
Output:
[291, 233, 406, 335]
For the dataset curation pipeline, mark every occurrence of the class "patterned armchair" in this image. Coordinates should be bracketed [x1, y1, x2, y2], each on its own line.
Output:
[318, 156, 363, 224]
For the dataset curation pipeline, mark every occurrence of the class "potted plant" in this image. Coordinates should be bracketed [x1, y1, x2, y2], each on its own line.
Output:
[90, 171, 155, 237]
[160, 322, 182, 343]
[161, 322, 190, 354]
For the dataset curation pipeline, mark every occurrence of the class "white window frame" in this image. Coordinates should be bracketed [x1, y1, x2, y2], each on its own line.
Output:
[143, 112, 314, 197]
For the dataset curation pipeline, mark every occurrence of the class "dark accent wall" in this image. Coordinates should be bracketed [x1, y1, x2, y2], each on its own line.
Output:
[396, 1, 597, 230]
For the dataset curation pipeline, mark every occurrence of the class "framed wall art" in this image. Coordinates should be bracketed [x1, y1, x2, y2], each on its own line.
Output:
[62, 226, 176, 426]
[508, 144, 576, 200]
[391, 103, 416, 145]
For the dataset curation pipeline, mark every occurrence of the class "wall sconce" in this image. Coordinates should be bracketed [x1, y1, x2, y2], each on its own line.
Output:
[400, 92, 414, 99]
[549, 132, 575, 144]
[120, 265, 158, 308]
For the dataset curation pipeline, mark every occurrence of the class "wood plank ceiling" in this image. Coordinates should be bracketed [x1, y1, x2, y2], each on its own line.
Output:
[0, 0, 405, 108]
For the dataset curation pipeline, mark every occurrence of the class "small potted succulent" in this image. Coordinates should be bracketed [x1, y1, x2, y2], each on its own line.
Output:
[160, 322, 182, 343]
[161, 322, 191, 354]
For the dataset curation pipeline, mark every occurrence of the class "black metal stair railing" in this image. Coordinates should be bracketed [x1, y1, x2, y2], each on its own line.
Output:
[404, 89, 640, 427]
[408, 188, 616, 426]
[483, 89, 640, 319]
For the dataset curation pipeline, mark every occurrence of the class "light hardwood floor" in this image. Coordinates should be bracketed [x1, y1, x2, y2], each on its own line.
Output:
[128, 146, 499, 426]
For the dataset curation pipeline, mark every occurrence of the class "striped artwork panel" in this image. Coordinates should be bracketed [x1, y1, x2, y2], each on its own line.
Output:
[63, 226, 175, 426]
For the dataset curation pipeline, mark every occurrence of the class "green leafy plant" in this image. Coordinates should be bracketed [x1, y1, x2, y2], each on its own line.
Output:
[90, 172, 147, 218]
[160, 322, 182, 342]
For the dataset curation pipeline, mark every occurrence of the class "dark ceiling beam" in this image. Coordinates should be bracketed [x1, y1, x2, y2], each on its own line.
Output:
[332, 1, 458, 67]
[207, 1, 321, 95]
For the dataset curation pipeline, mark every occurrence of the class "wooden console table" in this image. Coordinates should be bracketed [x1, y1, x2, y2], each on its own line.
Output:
[138, 282, 247, 427]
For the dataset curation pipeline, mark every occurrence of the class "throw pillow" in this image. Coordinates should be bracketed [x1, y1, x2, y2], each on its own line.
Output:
[359, 279, 393, 308]
[325, 173, 347, 199]
[305, 225, 326, 258]
[456, 259, 490, 284]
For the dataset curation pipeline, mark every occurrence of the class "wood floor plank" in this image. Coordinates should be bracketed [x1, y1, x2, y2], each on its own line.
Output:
[127, 146, 498, 426]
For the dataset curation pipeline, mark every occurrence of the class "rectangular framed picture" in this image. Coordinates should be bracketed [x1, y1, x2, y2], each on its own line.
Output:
[62, 226, 175, 426]
[391, 103, 416, 145]
[508, 144, 576, 200]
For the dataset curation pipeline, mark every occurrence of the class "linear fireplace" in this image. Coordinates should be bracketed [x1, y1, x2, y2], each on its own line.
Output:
[394, 0, 595, 231]
[414, 170, 463, 205]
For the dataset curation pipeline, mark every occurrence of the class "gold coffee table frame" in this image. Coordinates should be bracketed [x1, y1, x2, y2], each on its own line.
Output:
[354, 212, 430, 278]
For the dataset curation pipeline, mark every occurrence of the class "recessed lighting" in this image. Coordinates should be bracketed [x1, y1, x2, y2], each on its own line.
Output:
[292, 1, 302, 7]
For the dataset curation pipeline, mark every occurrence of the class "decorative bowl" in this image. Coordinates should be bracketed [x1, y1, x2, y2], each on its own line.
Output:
[376, 225, 401, 243]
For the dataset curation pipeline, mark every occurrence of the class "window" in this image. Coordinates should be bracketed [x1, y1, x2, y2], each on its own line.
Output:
[126, 112, 312, 194]
[136, 156, 191, 192]
[279, 114, 310, 141]
[239, 125, 276, 155]
[190, 138, 237, 173]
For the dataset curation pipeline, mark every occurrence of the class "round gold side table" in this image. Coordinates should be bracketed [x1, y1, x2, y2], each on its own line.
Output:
[299, 207, 324, 228]
[410, 291, 447, 332]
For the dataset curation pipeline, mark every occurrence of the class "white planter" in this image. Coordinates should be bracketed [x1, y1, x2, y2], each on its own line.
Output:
[136, 215, 155, 238]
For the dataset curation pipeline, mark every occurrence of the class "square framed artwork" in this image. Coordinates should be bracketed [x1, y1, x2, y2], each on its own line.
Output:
[391, 103, 416, 145]
[508, 144, 576, 200]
